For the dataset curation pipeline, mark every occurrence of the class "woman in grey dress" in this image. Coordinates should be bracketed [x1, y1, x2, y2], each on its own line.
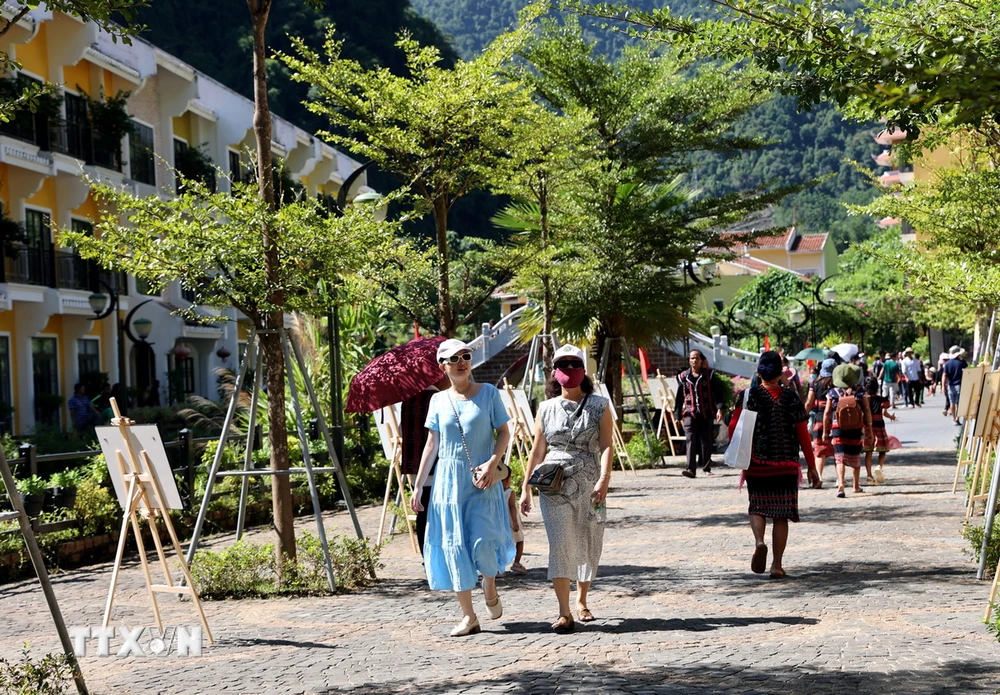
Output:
[520, 345, 614, 634]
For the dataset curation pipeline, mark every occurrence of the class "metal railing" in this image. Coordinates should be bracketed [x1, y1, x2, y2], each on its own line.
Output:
[0, 116, 123, 172]
[1, 246, 126, 292]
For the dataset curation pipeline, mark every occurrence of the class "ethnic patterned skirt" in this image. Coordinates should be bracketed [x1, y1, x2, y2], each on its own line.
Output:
[745, 472, 800, 522]
[810, 409, 834, 459]
[831, 419, 864, 468]
[863, 420, 890, 453]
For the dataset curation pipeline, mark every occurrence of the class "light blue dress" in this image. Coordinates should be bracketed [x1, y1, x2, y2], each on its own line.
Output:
[424, 383, 515, 592]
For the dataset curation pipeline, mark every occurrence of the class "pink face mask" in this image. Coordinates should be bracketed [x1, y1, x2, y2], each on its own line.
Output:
[554, 367, 586, 389]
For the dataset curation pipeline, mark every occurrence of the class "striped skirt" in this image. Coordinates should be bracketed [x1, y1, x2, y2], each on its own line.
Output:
[746, 473, 800, 522]
[831, 421, 864, 468]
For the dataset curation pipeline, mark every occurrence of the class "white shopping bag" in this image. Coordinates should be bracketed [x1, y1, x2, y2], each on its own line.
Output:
[723, 388, 756, 470]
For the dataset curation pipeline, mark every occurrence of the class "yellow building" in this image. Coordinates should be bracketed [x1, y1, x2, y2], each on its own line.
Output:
[696, 227, 838, 313]
[0, 7, 372, 435]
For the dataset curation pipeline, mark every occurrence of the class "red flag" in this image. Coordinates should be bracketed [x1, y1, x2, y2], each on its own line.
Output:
[638, 348, 650, 382]
[764, 335, 771, 351]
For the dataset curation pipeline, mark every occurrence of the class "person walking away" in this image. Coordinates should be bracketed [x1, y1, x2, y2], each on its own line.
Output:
[68, 383, 101, 433]
[401, 375, 451, 557]
[677, 350, 725, 478]
[881, 352, 901, 407]
[901, 347, 922, 408]
[782, 356, 803, 400]
[410, 339, 514, 637]
[941, 347, 968, 425]
[914, 353, 926, 405]
[862, 375, 896, 484]
[822, 364, 873, 497]
[520, 345, 614, 633]
[937, 351, 951, 413]
[925, 363, 937, 397]
[872, 353, 884, 383]
[502, 469, 527, 574]
[727, 351, 820, 579]
[856, 353, 869, 380]
[804, 359, 837, 487]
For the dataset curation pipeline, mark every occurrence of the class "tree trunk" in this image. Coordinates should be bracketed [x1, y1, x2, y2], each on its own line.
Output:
[433, 196, 454, 337]
[248, 0, 295, 567]
[599, 331, 624, 417]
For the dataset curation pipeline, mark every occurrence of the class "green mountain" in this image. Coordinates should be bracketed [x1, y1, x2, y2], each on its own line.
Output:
[134, 0, 457, 135]
[411, 0, 880, 249]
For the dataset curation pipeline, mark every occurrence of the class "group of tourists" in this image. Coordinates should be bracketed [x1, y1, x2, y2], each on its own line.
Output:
[409, 339, 613, 637]
[403, 336, 955, 637]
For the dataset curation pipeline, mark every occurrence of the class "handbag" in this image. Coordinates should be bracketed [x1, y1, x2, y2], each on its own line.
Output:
[527, 393, 591, 494]
[447, 393, 509, 486]
[527, 462, 564, 494]
[723, 388, 756, 470]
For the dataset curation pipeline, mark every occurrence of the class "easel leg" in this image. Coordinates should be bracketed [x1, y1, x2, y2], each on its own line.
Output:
[129, 509, 164, 633]
[157, 501, 215, 644]
[377, 457, 395, 545]
[103, 486, 137, 628]
[237, 344, 264, 540]
[987, 559, 1000, 621]
[280, 327, 337, 592]
[392, 459, 419, 554]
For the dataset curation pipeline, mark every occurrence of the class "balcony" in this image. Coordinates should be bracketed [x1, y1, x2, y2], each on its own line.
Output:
[1, 246, 127, 293]
[0, 115, 122, 171]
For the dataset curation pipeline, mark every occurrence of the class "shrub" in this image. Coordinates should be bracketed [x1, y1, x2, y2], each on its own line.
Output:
[624, 433, 665, 470]
[15, 476, 47, 497]
[0, 644, 73, 695]
[346, 456, 391, 505]
[72, 479, 120, 537]
[190, 532, 384, 599]
[987, 605, 1000, 644]
[961, 521, 1000, 577]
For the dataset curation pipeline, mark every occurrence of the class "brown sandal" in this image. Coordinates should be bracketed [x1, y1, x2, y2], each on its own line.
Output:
[751, 543, 768, 574]
[578, 608, 596, 622]
[552, 615, 575, 634]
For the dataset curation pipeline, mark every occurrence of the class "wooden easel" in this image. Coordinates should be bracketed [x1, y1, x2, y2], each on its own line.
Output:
[987, 548, 1000, 622]
[953, 365, 988, 493]
[595, 379, 636, 475]
[502, 379, 534, 465]
[375, 405, 419, 553]
[651, 370, 686, 458]
[101, 398, 212, 643]
[966, 373, 1000, 521]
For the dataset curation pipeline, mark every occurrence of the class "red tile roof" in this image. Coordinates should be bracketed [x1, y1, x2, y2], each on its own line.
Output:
[725, 257, 806, 277]
[716, 228, 793, 250]
[790, 234, 828, 252]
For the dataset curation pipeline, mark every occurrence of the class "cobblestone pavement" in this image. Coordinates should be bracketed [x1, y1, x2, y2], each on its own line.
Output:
[1, 393, 997, 694]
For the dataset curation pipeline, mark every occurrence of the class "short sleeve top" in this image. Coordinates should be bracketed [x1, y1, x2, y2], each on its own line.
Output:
[425, 383, 509, 463]
[740, 385, 809, 465]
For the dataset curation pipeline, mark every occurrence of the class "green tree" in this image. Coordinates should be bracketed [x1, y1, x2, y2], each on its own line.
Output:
[62, 175, 398, 564]
[570, 0, 1000, 135]
[0, 1, 146, 120]
[280, 8, 546, 336]
[517, 19, 802, 404]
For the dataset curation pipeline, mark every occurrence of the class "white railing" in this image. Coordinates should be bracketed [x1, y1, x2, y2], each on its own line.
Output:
[468, 304, 530, 368]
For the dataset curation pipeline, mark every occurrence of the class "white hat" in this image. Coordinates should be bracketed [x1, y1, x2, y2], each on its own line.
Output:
[552, 344, 586, 362]
[436, 338, 471, 362]
[949, 345, 962, 357]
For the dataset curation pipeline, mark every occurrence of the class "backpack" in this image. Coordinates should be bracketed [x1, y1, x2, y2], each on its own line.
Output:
[836, 390, 864, 430]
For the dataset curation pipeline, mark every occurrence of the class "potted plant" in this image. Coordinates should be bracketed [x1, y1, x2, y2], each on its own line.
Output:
[49, 469, 82, 509]
[16, 475, 47, 517]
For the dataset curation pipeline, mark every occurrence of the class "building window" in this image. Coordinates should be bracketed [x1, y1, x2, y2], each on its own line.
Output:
[129, 121, 155, 185]
[24, 209, 54, 287]
[64, 93, 92, 161]
[32, 337, 60, 427]
[77, 338, 101, 381]
[0, 74, 50, 150]
[229, 150, 243, 184]
[0, 336, 11, 435]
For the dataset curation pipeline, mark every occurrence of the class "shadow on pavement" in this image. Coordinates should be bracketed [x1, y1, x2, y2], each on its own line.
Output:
[315, 659, 1000, 695]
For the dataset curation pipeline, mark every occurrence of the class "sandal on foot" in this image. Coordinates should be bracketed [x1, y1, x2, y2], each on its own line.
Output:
[751, 543, 768, 574]
[578, 608, 596, 622]
[510, 562, 528, 574]
[836, 490, 846, 498]
[769, 568, 786, 579]
[552, 616, 575, 634]
[450, 616, 481, 637]
[853, 487, 864, 494]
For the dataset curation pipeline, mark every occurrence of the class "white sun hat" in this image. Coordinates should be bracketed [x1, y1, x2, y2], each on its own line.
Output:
[436, 338, 471, 362]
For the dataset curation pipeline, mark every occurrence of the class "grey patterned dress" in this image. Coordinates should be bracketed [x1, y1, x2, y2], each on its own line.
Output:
[538, 394, 609, 582]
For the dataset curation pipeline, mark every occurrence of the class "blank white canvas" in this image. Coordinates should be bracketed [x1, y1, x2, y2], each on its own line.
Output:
[96, 425, 184, 511]
[512, 390, 535, 436]
[374, 404, 402, 461]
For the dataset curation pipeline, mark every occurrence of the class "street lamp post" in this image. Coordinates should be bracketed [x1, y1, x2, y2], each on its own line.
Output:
[89, 279, 153, 415]
[813, 274, 868, 351]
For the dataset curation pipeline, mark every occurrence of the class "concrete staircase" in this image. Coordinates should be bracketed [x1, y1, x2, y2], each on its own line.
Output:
[472, 306, 758, 379]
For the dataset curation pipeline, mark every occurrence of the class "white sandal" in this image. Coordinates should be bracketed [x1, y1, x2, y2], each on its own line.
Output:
[485, 592, 503, 620]
[450, 615, 481, 637]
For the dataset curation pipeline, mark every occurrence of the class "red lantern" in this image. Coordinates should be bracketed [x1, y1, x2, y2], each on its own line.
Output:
[173, 344, 192, 360]
[216, 346, 232, 360]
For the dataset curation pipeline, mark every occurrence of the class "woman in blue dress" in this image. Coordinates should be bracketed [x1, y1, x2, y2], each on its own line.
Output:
[410, 339, 515, 636]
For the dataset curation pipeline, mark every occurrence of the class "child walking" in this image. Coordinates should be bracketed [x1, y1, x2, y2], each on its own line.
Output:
[822, 364, 873, 498]
[502, 470, 527, 574]
[863, 375, 896, 484]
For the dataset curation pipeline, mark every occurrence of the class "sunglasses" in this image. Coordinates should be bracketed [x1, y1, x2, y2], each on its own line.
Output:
[553, 360, 584, 370]
[440, 353, 473, 364]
